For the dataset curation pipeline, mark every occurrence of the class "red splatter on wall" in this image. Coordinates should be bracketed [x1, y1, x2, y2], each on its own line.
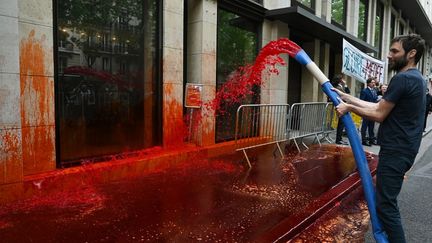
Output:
[0, 130, 22, 183]
[19, 30, 55, 175]
[163, 83, 187, 147]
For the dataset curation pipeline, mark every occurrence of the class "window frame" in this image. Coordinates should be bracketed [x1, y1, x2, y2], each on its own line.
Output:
[358, 0, 369, 41]
[331, 0, 348, 30]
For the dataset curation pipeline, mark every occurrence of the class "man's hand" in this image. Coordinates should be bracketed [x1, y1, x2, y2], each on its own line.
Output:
[331, 87, 348, 100]
[335, 97, 349, 117]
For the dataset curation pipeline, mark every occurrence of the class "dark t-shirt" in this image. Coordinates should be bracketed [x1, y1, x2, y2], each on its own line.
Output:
[378, 68, 426, 155]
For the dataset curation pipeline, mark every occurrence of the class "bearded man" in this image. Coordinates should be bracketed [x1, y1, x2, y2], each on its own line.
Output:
[334, 34, 426, 243]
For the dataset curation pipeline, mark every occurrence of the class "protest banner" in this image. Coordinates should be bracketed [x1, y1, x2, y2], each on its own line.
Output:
[342, 39, 386, 83]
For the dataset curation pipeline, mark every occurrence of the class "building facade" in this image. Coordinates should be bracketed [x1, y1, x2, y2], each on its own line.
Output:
[1, 0, 432, 184]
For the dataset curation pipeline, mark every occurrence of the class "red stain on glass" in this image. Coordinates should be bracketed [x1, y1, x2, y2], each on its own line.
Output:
[63, 66, 142, 90]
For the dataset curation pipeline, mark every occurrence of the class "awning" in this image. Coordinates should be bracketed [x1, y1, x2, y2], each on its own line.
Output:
[392, 0, 432, 45]
[266, 6, 378, 54]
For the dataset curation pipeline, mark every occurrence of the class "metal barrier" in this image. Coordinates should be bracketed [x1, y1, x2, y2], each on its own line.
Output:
[320, 103, 336, 143]
[287, 102, 329, 151]
[235, 104, 290, 168]
[234, 102, 338, 167]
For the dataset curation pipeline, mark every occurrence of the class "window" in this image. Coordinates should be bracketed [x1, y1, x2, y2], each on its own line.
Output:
[358, 0, 368, 41]
[331, 0, 347, 29]
[374, 1, 384, 55]
[56, 0, 161, 165]
[102, 57, 109, 71]
[390, 13, 396, 40]
[293, 0, 315, 12]
[399, 22, 404, 35]
[216, 8, 259, 142]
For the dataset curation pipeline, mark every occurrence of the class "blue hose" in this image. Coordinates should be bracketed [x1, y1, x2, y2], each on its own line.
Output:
[321, 82, 388, 243]
[291, 48, 387, 242]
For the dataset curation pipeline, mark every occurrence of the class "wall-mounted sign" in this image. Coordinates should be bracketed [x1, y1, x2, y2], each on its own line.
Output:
[342, 39, 386, 84]
[185, 83, 203, 108]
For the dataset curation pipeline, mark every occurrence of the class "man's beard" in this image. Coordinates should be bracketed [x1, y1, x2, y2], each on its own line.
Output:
[389, 54, 408, 72]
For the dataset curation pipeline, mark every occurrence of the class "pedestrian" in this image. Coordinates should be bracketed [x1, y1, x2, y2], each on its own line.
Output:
[424, 88, 432, 131]
[377, 84, 388, 101]
[331, 74, 350, 145]
[360, 77, 379, 146]
[333, 34, 426, 243]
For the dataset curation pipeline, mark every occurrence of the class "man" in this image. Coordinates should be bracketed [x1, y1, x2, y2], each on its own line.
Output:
[334, 34, 426, 243]
[332, 74, 350, 145]
[360, 77, 379, 146]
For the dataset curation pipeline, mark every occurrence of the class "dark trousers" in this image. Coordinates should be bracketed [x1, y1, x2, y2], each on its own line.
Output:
[376, 149, 416, 243]
[336, 118, 344, 142]
[361, 118, 375, 141]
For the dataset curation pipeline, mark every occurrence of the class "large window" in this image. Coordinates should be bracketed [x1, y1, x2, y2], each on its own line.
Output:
[390, 13, 396, 40]
[358, 0, 368, 41]
[216, 8, 259, 142]
[56, 0, 161, 165]
[374, 1, 384, 55]
[331, 0, 347, 29]
[399, 22, 405, 35]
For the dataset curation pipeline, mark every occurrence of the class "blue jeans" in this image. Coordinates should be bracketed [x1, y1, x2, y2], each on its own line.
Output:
[376, 149, 416, 243]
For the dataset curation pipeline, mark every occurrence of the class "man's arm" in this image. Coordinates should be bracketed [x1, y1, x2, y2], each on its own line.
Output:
[336, 98, 395, 123]
[334, 88, 374, 108]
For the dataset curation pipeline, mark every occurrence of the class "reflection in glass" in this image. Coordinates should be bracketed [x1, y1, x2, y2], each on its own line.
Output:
[57, 0, 160, 164]
[295, 0, 313, 9]
[375, 1, 383, 54]
[358, 0, 368, 41]
[331, 0, 346, 27]
[390, 14, 395, 40]
[216, 8, 259, 142]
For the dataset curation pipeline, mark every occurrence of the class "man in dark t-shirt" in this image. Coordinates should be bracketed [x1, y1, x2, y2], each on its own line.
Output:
[334, 34, 426, 243]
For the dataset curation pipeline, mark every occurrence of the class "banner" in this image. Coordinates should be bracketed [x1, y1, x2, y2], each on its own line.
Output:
[342, 39, 386, 84]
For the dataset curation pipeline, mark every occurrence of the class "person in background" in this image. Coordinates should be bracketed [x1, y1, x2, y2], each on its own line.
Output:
[331, 74, 350, 145]
[360, 77, 378, 146]
[334, 34, 426, 243]
[424, 88, 432, 131]
[377, 84, 388, 101]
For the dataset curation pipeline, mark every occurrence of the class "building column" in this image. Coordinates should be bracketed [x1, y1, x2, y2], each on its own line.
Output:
[301, 40, 321, 102]
[0, 0, 23, 183]
[263, 0, 290, 9]
[162, 0, 185, 146]
[186, 0, 217, 146]
[318, 43, 331, 102]
[261, 20, 289, 105]
[346, 0, 360, 36]
[18, 0, 56, 175]
[321, 0, 332, 23]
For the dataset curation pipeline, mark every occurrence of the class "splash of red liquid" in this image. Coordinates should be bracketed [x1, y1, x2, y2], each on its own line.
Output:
[71, 39, 301, 164]
[207, 38, 301, 114]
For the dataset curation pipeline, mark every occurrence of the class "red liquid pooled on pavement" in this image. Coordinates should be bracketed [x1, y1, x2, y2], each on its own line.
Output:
[0, 145, 374, 242]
